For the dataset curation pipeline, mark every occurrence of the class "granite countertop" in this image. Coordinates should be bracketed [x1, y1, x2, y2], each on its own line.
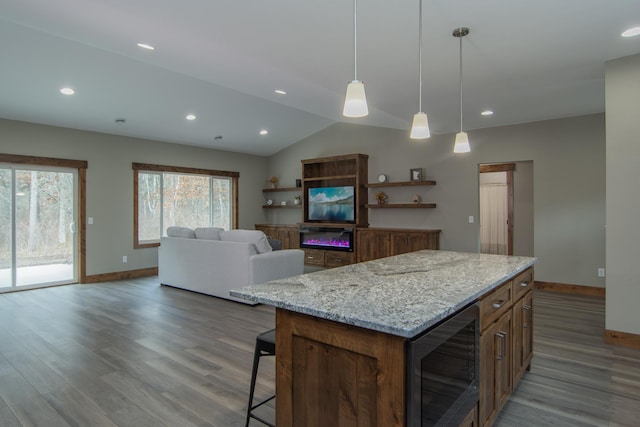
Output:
[231, 250, 536, 338]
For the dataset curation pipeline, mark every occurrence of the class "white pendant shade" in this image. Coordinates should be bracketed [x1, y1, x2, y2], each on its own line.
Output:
[343, 80, 369, 118]
[453, 27, 470, 153]
[453, 131, 471, 153]
[410, 0, 430, 140]
[410, 112, 430, 139]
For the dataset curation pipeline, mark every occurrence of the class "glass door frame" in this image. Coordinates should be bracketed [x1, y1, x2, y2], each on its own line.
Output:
[0, 152, 89, 292]
[1, 163, 79, 291]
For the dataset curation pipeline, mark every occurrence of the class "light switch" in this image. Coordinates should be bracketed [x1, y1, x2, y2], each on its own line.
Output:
[88, 217, 94, 225]
[468, 216, 474, 224]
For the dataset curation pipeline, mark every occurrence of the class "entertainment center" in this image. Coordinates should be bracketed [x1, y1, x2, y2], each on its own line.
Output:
[256, 153, 441, 267]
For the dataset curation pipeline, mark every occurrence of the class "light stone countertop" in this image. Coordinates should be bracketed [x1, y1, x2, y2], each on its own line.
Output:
[231, 250, 536, 338]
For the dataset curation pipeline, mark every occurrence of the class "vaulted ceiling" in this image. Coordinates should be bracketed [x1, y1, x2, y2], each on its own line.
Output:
[1, 0, 639, 156]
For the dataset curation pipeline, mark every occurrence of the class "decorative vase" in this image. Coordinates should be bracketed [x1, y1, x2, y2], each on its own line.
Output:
[270, 182, 277, 189]
[378, 199, 385, 205]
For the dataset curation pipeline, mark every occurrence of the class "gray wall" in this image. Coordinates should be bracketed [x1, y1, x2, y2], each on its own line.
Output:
[1, 118, 267, 276]
[512, 161, 534, 257]
[605, 54, 640, 335]
[267, 114, 605, 287]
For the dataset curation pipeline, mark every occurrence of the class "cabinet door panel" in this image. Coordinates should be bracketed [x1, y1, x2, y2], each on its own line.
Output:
[391, 233, 413, 255]
[479, 310, 512, 427]
[512, 291, 533, 384]
[277, 227, 299, 249]
[357, 230, 390, 262]
[495, 312, 513, 413]
[390, 231, 438, 255]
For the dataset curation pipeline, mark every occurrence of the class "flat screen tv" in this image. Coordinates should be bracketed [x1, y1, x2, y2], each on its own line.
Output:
[307, 186, 355, 222]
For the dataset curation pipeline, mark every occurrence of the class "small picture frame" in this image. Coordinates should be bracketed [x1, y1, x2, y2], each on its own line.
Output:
[410, 168, 423, 181]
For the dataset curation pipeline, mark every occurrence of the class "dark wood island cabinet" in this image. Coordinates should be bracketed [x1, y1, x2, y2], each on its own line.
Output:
[232, 251, 535, 427]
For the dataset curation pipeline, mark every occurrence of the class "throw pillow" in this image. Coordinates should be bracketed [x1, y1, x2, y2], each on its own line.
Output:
[194, 227, 224, 240]
[166, 226, 196, 238]
[267, 237, 282, 251]
[220, 230, 273, 254]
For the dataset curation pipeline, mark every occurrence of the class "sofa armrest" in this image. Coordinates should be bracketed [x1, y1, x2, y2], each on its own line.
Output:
[249, 249, 305, 284]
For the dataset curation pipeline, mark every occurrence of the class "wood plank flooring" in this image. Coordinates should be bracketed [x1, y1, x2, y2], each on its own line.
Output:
[0, 278, 638, 426]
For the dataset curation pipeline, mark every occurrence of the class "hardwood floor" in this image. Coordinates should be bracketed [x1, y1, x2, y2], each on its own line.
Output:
[0, 278, 638, 426]
[496, 291, 640, 427]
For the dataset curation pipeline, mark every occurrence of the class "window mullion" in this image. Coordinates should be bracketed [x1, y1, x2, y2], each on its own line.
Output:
[160, 173, 165, 238]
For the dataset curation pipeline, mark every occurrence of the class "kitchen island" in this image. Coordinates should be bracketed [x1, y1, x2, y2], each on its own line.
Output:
[231, 250, 536, 427]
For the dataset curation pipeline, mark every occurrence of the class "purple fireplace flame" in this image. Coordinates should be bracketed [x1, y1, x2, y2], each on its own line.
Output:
[299, 227, 354, 252]
[302, 237, 351, 248]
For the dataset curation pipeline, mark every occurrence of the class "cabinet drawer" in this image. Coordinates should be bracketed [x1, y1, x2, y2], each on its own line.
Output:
[304, 249, 325, 266]
[480, 281, 512, 330]
[511, 268, 534, 301]
[325, 251, 355, 268]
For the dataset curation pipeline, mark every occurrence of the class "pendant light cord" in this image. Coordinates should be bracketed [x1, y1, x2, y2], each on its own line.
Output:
[418, 0, 423, 112]
[459, 27, 463, 132]
[354, 0, 358, 81]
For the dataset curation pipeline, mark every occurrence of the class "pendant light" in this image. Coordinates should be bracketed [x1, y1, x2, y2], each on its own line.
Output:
[343, 0, 368, 117]
[410, 0, 430, 139]
[453, 27, 470, 153]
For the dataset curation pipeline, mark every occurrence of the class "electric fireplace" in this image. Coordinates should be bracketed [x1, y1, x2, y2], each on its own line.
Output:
[299, 226, 354, 252]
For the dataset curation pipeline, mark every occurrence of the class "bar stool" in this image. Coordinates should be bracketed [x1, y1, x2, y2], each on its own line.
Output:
[245, 328, 276, 427]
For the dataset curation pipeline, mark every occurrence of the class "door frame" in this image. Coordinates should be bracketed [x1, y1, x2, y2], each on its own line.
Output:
[479, 163, 514, 256]
[0, 153, 88, 286]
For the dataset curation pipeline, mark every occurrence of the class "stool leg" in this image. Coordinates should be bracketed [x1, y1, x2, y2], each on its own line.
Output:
[245, 339, 262, 427]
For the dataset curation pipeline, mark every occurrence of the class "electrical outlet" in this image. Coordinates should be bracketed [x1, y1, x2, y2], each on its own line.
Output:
[88, 217, 94, 225]
[597, 268, 605, 277]
[468, 216, 474, 224]
[122, 255, 128, 263]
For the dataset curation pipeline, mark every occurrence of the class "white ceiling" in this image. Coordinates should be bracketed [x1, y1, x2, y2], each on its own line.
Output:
[1, 0, 639, 156]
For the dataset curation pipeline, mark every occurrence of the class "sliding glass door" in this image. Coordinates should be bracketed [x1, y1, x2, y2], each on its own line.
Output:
[0, 164, 77, 291]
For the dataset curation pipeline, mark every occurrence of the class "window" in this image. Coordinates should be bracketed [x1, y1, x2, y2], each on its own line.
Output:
[133, 163, 238, 248]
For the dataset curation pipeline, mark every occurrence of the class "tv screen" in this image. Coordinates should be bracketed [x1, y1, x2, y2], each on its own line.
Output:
[308, 186, 355, 222]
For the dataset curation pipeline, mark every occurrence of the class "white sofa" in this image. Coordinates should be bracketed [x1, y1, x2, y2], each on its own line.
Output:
[159, 227, 304, 305]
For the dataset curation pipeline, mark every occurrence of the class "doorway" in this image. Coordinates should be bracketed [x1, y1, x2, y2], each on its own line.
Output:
[479, 164, 513, 255]
[0, 164, 78, 291]
[478, 162, 534, 257]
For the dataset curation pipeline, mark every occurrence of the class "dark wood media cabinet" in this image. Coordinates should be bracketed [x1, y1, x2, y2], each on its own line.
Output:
[255, 224, 440, 267]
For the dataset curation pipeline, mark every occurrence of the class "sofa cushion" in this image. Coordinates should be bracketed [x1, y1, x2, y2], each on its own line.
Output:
[221, 230, 272, 254]
[194, 227, 224, 240]
[166, 226, 196, 238]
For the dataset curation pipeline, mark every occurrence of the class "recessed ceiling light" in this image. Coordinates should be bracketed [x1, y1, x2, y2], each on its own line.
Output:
[60, 87, 75, 95]
[186, 114, 197, 121]
[259, 129, 268, 135]
[621, 27, 640, 38]
[481, 110, 494, 116]
[274, 89, 287, 95]
[137, 43, 155, 50]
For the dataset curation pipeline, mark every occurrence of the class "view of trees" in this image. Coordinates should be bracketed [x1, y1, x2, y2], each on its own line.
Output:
[0, 169, 74, 269]
[138, 172, 232, 243]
